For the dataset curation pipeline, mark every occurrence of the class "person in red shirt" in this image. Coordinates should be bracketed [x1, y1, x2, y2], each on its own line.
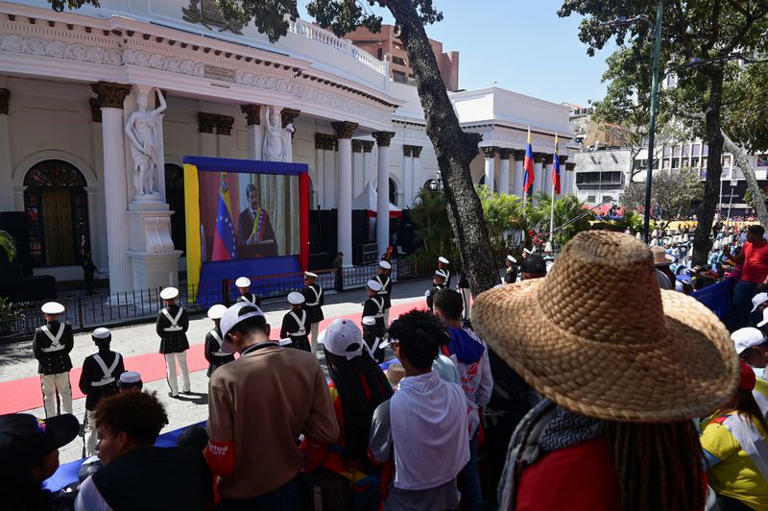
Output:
[471, 231, 740, 511]
[730, 225, 768, 329]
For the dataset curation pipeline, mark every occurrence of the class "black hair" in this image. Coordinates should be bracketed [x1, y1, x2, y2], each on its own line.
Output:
[388, 309, 450, 371]
[177, 425, 209, 452]
[749, 225, 765, 236]
[227, 308, 268, 338]
[521, 254, 546, 276]
[245, 183, 257, 197]
[433, 288, 463, 320]
[94, 391, 168, 446]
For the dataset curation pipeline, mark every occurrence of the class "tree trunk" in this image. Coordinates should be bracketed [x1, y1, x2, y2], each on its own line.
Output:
[722, 130, 768, 227]
[385, 0, 498, 295]
[692, 68, 725, 266]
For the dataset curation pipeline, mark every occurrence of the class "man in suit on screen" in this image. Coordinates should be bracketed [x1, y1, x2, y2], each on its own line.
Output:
[238, 183, 278, 258]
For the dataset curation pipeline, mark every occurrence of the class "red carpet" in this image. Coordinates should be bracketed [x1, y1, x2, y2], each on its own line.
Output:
[0, 299, 425, 414]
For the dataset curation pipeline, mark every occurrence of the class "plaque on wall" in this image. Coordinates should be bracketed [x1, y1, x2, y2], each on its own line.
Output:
[204, 64, 236, 83]
[182, 0, 245, 35]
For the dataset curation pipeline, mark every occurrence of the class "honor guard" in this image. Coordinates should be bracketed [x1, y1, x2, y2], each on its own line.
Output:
[156, 287, 190, 397]
[204, 304, 235, 377]
[33, 302, 74, 417]
[280, 292, 311, 352]
[362, 280, 386, 334]
[362, 315, 385, 363]
[302, 272, 324, 351]
[375, 260, 393, 326]
[235, 276, 261, 307]
[79, 327, 125, 455]
[437, 256, 452, 288]
[426, 270, 448, 312]
[504, 255, 519, 284]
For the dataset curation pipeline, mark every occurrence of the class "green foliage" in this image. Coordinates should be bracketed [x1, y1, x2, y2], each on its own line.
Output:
[0, 230, 16, 262]
[409, 187, 452, 258]
[723, 62, 768, 153]
[0, 296, 23, 335]
[47, 0, 98, 12]
[619, 168, 704, 220]
[475, 186, 524, 251]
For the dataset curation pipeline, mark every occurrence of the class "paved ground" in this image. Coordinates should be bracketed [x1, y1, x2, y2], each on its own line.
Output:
[0, 278, 432, 464]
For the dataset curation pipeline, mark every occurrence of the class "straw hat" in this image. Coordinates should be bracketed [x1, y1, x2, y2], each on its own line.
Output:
[650, 246, 675, 266]
[471, 230, 738, 422]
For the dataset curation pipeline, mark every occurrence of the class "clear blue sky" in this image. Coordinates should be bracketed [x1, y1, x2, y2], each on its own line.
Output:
[298, 0, 613, 106]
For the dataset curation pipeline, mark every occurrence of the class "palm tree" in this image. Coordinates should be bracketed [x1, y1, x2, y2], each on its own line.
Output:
[0, 230, 16, 262]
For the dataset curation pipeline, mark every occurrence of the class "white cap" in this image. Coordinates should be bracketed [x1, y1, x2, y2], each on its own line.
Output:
[379, 260, 391, 270]
[367, 279, 382, 292]
[438, 256, 450, 265]
[278, 338, 293, 346]
[235, 277, 251, 288]
[41, 302, 65, 315]
[118, 371, 142, 386]
[92, 327, 111, 340]
[287, 291, 305, 305]
[434, 269, 447, 279]
[752, 292, 768, 312]
[732, 327, 767, 355]
[362, 316, 377, 326]
[507, 255, 517, 263]
[319, 319, 363, 360]
[160, 287, 179, 300]
[544, 241, 553, 253]
[207, 304, 227, 320]
[759, 309, 768, 329]
[304, 271, 318, 279]
[219, 302, 266, 353]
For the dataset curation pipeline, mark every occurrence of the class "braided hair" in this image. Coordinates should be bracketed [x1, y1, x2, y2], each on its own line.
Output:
[604, 421, 705, 511]
[387, 309, 451, 371]
[325, 349, 392, 464]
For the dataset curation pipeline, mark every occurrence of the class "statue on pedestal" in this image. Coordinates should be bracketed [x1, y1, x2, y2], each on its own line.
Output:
[262, 105, 289, 162]
[125, 89, 166, 200]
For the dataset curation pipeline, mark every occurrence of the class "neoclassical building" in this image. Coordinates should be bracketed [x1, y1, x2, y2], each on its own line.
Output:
[0, 0, 573, 293]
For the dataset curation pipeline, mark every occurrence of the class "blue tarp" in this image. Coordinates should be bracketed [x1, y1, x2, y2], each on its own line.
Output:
[691, 278, 733, 322]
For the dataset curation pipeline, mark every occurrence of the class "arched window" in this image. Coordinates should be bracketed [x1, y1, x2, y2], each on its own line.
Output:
[389, 178, 397, 205]
[164, 163, 186, 254]
[23, 160, 90, 267]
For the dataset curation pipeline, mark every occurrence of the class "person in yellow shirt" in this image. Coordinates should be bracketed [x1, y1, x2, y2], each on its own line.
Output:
[733, 327, 768, 421]
[701, 361, 768, 510]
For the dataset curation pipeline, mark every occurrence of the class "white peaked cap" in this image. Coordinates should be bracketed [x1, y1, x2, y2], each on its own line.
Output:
[41, 302, 65, 315]
[507, 255, 518, 263]
[92, 327, 111, 340]
[362, 316, 377, 326]
[207, 304, 227, 320]
[367, 280, 382, 292]
[438, 256, 450, 264]
[304, 271, 318, 279]
[379, 260, 392, 270]
[235, 277, 251, 288]
[119, 371, 142, 384]
[160, 287, 179, 300]
[287, 292, 305, 305]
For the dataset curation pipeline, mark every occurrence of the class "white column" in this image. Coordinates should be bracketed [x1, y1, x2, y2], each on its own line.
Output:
[363, 142, 374, 189]
[499, 149, 511, 195]
[333, 122, 357, 266]
[534, 156, 544, 197]
[90, 104, 109, 272]
[374, 132, 394, 257]
[482, 147, 496, 192]
[93, 82, 132, 293]
[241, 104, 264, 160]
[513, 153, 524, 198]
[543, 162, 553, 196]
[0, 89, 13, 212]
[412, 146, 422, 199]
[402, 146, 412, 206]
[352, 141, 363, 198]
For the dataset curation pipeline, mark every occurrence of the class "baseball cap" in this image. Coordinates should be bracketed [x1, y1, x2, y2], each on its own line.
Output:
[319, 319, 363, 360]
[731, 327, 767, 355]
[521, 254, 546, 275]
[752, 292, 768, 312]
[219, 302, 266, 353]
[0, 413, 79, 472]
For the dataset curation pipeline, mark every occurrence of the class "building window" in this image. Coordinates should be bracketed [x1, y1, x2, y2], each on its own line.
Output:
[164, 164, 186, 254]
[575, 171, 622, 186]
[587, 195, 596, 203]
[376, 48, 383, 60]
[391, 56, 406, 66]
[23, 159, 90, 268]
[392, 70, 407, 84]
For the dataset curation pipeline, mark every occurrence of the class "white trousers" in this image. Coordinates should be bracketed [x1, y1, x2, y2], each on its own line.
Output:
[164, 351, 190, 396]
[86, 409, 98, 456]
[383, 308, 391, 327]
[310, 322, 320, 353]
[41, 372, 72, 417]
[460, 288, 472, 321]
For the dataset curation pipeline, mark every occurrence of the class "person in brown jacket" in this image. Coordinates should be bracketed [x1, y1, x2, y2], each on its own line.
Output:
[205, 302, 339, 509]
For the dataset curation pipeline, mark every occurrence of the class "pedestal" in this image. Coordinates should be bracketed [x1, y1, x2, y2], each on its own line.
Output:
[127, 200, 181, 290]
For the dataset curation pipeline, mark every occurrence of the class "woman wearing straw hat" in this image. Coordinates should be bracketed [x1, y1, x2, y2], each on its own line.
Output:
[472, 230, 739, 511]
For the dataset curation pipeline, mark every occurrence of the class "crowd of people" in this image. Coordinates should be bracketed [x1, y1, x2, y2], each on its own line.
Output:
[7, 226, 768, 510]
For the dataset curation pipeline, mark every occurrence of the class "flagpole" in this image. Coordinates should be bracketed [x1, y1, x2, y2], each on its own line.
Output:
[549, 133, 557, 242]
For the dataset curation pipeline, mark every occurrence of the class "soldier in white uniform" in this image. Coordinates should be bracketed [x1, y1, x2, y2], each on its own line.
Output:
[374, 260, 393, 327]
[155, 287, 190, 397]
[204, 304, 235, 377]
[78, 327, 125, 455]
[33, 302, 74, 417]
[280, 292, 311, 352]
[235, 276, 261, 307]
[302, 272, 324, 352]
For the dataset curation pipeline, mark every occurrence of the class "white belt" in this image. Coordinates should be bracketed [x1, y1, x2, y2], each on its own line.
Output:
[91, 377, 115, 387]
[212, 351, 232, 357]
[164, 326, 183, 332]
[289, 331, 307, 337]
[41, 343, 66, 353]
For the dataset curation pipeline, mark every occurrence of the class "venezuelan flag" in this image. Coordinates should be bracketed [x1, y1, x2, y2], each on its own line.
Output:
[212, 172, 236, 261]
[552, 134, 561, 195]
[523, 129, 534, 193]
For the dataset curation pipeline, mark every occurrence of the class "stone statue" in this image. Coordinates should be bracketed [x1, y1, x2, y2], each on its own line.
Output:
[125, 88, 166, 199]
[262, 105, 286, 162]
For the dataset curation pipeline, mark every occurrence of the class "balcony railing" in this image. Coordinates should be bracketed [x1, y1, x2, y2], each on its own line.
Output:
[288, 19, 387, 75]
